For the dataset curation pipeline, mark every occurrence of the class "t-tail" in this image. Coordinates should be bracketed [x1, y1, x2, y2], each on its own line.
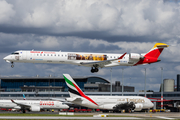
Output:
[134, 43, 169, 65]
[23, 94, 26, 100]
[63, 74, 98, 106]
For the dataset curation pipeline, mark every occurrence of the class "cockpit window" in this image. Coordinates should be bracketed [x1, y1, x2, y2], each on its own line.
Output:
[11, 52, 19, 55]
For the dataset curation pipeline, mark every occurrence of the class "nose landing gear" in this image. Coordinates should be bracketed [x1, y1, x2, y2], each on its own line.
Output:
[91, 67, 99, 73]
[11, 62, 14, 68]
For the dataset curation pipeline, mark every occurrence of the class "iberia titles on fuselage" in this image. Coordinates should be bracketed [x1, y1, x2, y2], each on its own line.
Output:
[3, 43, 169, 73]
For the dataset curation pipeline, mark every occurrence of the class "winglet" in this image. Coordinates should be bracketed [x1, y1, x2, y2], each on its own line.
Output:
[11, 99, 15, 103]
[118, 53, 126, 59]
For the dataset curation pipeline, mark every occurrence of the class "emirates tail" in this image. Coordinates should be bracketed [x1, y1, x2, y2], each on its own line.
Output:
[63, 74, 98, 106]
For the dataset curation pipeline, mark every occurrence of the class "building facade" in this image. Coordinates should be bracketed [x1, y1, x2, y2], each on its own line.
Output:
[0, 76, 134, 98]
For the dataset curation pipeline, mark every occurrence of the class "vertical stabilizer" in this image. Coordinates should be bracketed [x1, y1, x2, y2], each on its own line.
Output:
[23, 94, 26, 100]
[144, 43, 169, 58]
[63, 74, 98, 106]
[63, 74, 84, 98]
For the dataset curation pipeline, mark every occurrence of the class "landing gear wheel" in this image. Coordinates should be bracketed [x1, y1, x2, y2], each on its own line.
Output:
[22, 109, 26, 113]
[11, 62, 14, 68]
[95, 68, 99, 72]
[91, 69, 94, 73]
[91, 67, 99, 73]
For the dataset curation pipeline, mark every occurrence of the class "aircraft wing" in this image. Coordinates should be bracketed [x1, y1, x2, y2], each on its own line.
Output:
[66, 97, 83, 102]
[51, 98, 66, 102]
[11, 99, 31, 108]
[80, 53, 126, 67]
[51, 98, 74, 104]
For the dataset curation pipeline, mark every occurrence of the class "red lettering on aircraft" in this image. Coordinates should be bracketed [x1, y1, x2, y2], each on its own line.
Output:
[39, 101, 54, 106]
[30, 51, 40, 53]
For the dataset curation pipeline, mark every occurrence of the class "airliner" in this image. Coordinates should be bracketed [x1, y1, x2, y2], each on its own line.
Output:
[3, 43, 169, 73]
[63, 74, 154, 112]
[0, 99, 69, 113]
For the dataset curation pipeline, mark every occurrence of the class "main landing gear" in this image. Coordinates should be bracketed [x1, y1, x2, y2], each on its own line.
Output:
[11, 62, 14, 68]
[91, 67, 99, 73]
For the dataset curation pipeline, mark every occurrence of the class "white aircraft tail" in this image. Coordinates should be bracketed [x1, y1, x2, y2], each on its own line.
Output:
[63, 74, 98, 106]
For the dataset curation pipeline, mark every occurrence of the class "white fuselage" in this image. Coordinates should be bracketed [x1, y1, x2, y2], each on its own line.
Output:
[66, 96, 154, 111]
[3, 50, 140, 67]
[0, 100, 69, 109]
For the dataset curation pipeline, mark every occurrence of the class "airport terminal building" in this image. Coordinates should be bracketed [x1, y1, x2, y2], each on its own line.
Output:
[0, 76, 134, 98]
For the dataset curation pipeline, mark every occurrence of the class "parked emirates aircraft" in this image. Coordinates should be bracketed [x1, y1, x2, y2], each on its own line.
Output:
[3, 43, 168, 73]
[0, 99, 69, 113]
[63, 74, 154, 112]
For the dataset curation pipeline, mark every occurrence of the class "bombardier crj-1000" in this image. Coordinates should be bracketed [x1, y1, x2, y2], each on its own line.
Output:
[3, 43, 168, 73]
[63, 74, 154, 112]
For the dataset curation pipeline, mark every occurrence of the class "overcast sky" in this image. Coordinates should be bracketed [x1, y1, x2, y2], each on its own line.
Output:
[0, 0, 180, 92]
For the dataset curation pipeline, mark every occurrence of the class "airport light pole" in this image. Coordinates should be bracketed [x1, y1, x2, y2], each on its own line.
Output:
[144, 68, 146, 97]
[110, 68, 112, 96]
[161, 67, 163, 110]
[122, 68, 124, 96]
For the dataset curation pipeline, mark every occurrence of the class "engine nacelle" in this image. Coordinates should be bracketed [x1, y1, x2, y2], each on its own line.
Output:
[30, 106, 40, 112]
[129, 53, 144, 60]
[134, 103, 143, 111]
[13, 106, 21, 109]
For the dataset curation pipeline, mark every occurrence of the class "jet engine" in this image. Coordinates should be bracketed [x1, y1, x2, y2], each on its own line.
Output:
[113, 102, 135, 111]
[134, 103, 143, 111]
[129, 53, 144, 60]
[30, 106, 40, 112]
[113, 102, 143, 112]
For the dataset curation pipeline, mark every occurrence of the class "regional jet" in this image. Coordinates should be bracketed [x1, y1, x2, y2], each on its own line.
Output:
[0, 99, 69, 113]
[3, 43, 168, 73]
[63, 74, 154, 112]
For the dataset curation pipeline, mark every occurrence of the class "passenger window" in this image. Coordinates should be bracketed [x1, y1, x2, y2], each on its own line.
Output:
[62, 55, 63, 57]
[44, 54, 45, 56]
[47, 54, 49, 56]
[51, 54, 53, 56]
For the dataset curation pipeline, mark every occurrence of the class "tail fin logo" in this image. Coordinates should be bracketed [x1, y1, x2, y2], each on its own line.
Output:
[134, 43, 168, 66]
[145, 43, 169, 58]
[63, 74, 98, 106]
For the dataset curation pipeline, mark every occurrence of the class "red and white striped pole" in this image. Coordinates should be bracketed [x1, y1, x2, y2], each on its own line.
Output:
[161, 67, 163, 110]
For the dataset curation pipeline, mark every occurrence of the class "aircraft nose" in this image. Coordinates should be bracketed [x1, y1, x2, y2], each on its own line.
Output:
[3, 55, 12, 62]
[65, 105, 69, 109]
[3, 56, 9, 60]
[150, 102, 154, 108]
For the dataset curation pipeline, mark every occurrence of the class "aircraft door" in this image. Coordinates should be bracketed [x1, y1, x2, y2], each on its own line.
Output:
[22, 51, 27, 60]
